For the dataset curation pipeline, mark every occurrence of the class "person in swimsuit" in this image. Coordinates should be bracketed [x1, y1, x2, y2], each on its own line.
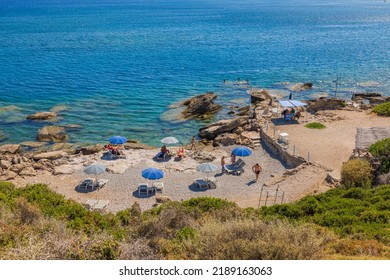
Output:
[252, 163, 262, 182]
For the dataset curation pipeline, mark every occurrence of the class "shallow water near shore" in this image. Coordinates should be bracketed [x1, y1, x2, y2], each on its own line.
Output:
[0, 0, 389, 146]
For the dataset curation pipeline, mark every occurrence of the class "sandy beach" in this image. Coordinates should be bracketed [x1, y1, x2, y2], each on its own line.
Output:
[7, 108, 390, 213]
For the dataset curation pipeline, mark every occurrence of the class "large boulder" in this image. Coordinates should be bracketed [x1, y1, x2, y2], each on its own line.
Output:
[248, 89, 272, 105]
[37, 126, 68, 142]
[213, 133, 240, 147]
[306, 98, 345, 112]
[0, 144, 21, 154]
[19, 167, 37, 177]
[289, 82, 313, 92]
[27, 111, 58, 120]
[180, 92, 222, 119]
[76, 144, 104, 155]
[33, 150, 67, 160]
[199, 116, 249, 140]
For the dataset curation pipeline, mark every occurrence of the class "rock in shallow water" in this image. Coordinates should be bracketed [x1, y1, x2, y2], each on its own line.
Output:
[27, 111, 58, 120]
[180, 92, 222, 119]
[37, 126, 68, 142]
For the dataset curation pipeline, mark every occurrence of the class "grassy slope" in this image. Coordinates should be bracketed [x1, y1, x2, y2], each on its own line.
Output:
[0, 181, 389, 259]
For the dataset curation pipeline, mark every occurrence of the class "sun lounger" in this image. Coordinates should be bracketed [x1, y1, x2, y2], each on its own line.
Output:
[138, 183, 155, 196]
[153, 182, 164, 193]
[82, 199, 98, 210]
[155, 151, 170, 161]
[92, 200, 109, 212]
[207, 177, 218, 189]
[194, 178, 208, 189]
[78, 178, 94, 190]
[94, 179, 109, 190]
[225, 161, 246, 175]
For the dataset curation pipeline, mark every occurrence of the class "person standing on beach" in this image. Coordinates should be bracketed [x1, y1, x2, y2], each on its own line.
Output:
[252, 163, 262, 182]
[190, 135, 196, 150]
[221, 156, 226, 174]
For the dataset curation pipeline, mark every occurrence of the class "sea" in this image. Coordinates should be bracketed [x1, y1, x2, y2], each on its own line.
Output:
[0, 0, 389, 147]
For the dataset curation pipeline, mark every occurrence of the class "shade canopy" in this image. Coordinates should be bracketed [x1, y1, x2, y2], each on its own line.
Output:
[109, 135, 127, 145]
[161, 136, 179, 145]
[142, 167, 164, 180]
[278, 100, 307, 108]
[197, 162, 218, 173]
[84, 164, 106, 175]
[232, 146, 252, 157]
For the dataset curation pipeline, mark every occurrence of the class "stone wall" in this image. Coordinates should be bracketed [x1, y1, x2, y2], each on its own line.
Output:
[260, 128, 306, 168]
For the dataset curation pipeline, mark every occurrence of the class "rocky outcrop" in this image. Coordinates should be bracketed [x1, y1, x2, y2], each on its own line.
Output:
[37, 126, 68, 142]
[180, 92, 222, 119]
[0, 144, 21, 154]
[188, 150, 216, 163]
[248, 89, 272, 105]
[213, 133, 240, 147]
[306, 98, 345, 112]
[123, 141, 153, 150]
[106, 162, 129, 174]
[76, 144, 104, 155]
[289, 82, 313, 92]
[27, 111, 58, 120]
[199, 116, 249, 140]
[33, 150, 67, 160]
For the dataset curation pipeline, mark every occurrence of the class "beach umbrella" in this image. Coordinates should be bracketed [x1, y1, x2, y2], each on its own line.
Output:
[197, 162, 218, 173]
[109, 135, 127, 145]
[232, 146, 252, 157]
[161, 136, 179, 145]
[84, 164, 106, 181]
[142, 167, 164, 180]
[197, 162, 218, 180]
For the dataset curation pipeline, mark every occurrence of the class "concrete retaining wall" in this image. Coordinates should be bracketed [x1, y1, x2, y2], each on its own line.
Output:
[260, 128, 306, 168]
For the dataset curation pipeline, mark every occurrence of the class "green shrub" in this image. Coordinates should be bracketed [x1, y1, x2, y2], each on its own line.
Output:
[305, 122, 326, 129]
[341, 158, 374, 188]
[372, 102, 390, 117]
[369, 138, 390, 173]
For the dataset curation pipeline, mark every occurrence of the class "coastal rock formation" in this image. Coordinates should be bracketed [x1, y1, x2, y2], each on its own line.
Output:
[123, 141, 153, 150]
[199, 116, 249, 140]
[76, 144, 104, 155]
[27, 111, 58, 120]
[248, 89, 272, 105]
[33, 150, 67, 160]
[213, 133, 240, 147]
[289, 82, 313, 92]
[0, 144, 21, 154]
[19, 166, 37, 177]
[188, 150, 216, 163]
[180, 92, 222, 119]
[107, 162, 129, 174]
[306, 98, 345, 112]
[37, 126, 68, 142]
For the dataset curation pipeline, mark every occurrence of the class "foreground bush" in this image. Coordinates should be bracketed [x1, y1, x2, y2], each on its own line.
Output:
[369, 138, 390, 173]
[157, 219, 334, 260]
[372, 102, 390, 117]
[341, 158, 374, 188]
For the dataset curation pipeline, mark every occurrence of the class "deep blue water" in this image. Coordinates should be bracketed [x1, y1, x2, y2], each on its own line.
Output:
[0, 0, 389, 146]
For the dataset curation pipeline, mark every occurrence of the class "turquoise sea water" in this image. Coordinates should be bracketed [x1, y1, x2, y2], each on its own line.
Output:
[0, 0, 389, 146]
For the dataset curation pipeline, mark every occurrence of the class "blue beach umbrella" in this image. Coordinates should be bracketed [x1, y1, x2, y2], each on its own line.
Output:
[142, 167, 164, 180]
[109, 135, 127, 145]
[232, 146, 252, 157]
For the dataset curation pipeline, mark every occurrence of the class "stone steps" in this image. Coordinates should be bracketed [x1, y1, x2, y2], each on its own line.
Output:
[241, 131, 261, 147]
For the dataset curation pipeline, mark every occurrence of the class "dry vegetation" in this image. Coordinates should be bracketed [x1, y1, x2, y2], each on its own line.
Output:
[0, 181, 389, 260]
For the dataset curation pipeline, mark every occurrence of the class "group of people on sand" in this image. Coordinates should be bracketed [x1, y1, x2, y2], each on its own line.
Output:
[281, 107, 301, 121]
[159, 135, 197, 160]
[220, 154, 262, 182]
[104, 144, 124, 156]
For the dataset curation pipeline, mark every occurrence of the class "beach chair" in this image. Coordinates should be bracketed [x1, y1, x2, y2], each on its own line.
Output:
[155, 151, 168, 161]
[153, 182, 164, 193]
[92, 200, 109, 212]
[78, 178, 94, 190]
[138, 184, 148, 196]
[194, 178, 208, 189]
[207, 177, 218, 189]
[94, 179, 109, 190]
[82, 199, 98, 210]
